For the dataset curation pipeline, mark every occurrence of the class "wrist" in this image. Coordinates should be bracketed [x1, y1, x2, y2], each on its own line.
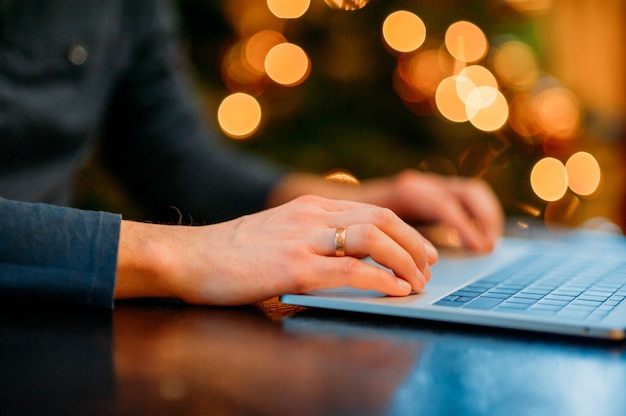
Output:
[114, 220, 178, 300]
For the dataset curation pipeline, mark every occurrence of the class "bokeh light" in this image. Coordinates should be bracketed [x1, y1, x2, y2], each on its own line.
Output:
[445, 21, 488, 63]
[382, 11, 427, 53]
[217, 93, 262, 139]
[504, 0, 553, 15]
[467, 88, 509, 132]
[243, 30, 287, 74]
[324, 0, 369, 10]
[205, 1, 610, 229]
[265, 42, 311, 86]
[492, 40, 539, 90]
[394, 48, 454, 108]
[533, 86, 581, 140]
[267, 0, 310, 19]
[456, 65, 499, 104]
[435, 76, 470, 122]
[509, 93, 542, 137]
[565, 151, 601, 197]
[222, 39, 270, 94]
[530, 157, 568, 202]
[324, 169, 360, 185]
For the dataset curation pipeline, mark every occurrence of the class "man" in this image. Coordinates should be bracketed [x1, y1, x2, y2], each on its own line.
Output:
[0, 0, 503, 308]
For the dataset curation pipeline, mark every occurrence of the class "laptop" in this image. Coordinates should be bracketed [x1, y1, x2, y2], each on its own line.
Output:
[280, 225, 626, 340]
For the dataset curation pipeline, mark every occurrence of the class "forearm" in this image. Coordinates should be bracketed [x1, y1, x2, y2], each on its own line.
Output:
[0, 198, 119, 308]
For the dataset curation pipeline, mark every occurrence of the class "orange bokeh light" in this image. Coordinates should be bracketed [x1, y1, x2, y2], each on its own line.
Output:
[243, 30, 287, 74]
[492, 41, 539, 90]
[324, 0, 369, 10]
[533, 87, 581, 140]
[265, 43, 311, 86]
[565, 152, 601, 197]
[382, 11, 427, 53]
[445, 21, 488, 63]
[435, 76, 470, 123]
[530, 157, 568, 202]
[217, 93, 262, 139]
[267, 0, 310, 18]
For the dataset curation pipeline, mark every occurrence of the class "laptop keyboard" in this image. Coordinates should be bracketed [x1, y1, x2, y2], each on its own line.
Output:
[434, 251, 626, 321]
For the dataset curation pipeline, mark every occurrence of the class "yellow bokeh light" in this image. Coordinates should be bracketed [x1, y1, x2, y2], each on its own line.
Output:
[217, 93, 262, 139]
[505, 0, 552, 15]
[435, 76, 469, 123]
[465, 86, 499, 112]
[445, 21, 488, 63]
[467, 87, 509, 132]
[533, 87, 581, 140]
[324, 170, 360, 185]
[265, 42, 310, 86]
[243, 30, 287, 74]
[509, 93, 542, 137]
[382, 11, 426, 53]
[324, 0, 369, 10]
[530, 157, 568, 202]
[398, 49, 453, 98]
[456, 65, 498, 103]
[267, 0, 310, 19]
[565, 152, 601, 197]
[492, 41, 539, 90]
[222, 37, 273, 95]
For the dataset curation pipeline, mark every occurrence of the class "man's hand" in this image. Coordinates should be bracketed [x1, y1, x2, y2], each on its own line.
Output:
[114, 195, 438, 305]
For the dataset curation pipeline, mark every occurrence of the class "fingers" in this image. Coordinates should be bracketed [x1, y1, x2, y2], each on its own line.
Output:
[334, 224, 432, 289]
[443, 178, 504, 251]
[299, 255, 425, 297]
[321, 202, 438, 270]
[296, 196, 437, 293]
[404, 175, 501, 252]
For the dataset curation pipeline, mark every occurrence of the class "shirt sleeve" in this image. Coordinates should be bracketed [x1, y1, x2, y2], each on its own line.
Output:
[101, 0, 285, 224]
[0, 197, 121, 308]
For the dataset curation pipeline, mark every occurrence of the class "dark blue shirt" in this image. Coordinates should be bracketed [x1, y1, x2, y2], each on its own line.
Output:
[0, 0, 284, 307]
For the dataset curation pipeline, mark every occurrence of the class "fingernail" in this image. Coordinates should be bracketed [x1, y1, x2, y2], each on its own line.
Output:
[424, 264, 432, 281]
[424, 239, 438, 259]
[397, 278, 412, 293]
[416, 269, 427, 286]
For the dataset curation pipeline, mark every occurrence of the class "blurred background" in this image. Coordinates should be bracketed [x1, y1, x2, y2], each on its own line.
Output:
[85, 0, 626, 231]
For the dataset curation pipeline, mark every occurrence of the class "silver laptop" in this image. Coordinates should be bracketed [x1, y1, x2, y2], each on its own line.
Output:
[280, 227, 626, 340]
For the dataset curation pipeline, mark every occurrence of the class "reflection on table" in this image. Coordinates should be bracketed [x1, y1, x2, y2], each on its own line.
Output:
[1, 298, 626, 416]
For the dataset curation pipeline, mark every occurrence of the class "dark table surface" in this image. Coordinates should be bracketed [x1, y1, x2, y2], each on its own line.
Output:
[2, 296, 626, 416]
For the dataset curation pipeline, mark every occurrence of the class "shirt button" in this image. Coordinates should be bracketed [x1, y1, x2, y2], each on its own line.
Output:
[68, 44, 88, 66]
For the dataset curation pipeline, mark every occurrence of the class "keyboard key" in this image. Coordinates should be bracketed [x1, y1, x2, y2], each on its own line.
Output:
[525, 308, 558, 317]
[531, 304, 563, 312]
[557, 309, 591, 320]
[507, 296, 537, 305]
[434, 300, 464, 308]
[498, 301, 530, 310]
[570, 299, 603, 308]
[536, 300, 569, 309]
[481, 292, 510, 299]
[544, 294, 576, 302]
[515, 292, 544, 300]
[454, 290, 483, 298]
[564, 304, 596, 312]
[464, 297, 505, 310]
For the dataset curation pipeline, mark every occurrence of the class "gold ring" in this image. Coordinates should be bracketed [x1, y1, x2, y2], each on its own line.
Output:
[334, 227, 347, 257]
